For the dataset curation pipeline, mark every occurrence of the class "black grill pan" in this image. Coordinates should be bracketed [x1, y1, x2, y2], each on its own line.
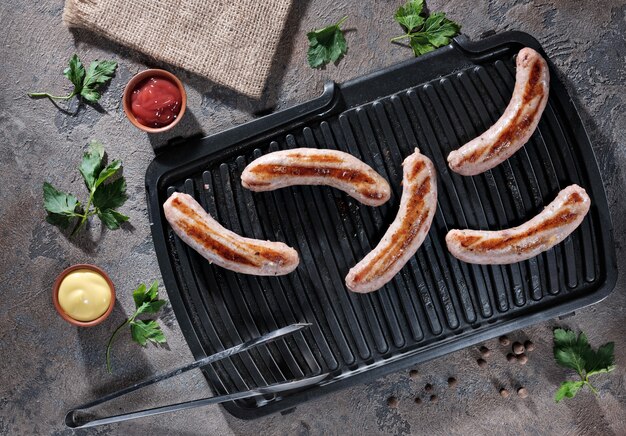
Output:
[145, 32, 617, 419]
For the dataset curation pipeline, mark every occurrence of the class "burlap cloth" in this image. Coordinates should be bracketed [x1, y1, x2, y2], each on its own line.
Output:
[63, 0, 292, 98]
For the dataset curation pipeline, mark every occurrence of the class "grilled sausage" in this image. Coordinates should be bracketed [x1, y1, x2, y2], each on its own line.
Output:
[345, 149, 437, 293]
[164, 192, 299, 276]
[447, 47, 550, 176]
[241, 148, 391, 206]
[446, 185, 590, 265]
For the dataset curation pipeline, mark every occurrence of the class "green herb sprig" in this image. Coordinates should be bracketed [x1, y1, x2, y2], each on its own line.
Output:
[553, 328, 615, 402]
[28, 54, 117, 103]
[307, 16, 348, 68]
[43, 141, 129, 235]
[392, 0, 461, 57]
[106, 281, 168, 373]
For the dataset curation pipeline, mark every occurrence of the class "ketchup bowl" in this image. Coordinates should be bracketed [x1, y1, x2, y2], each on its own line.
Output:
[123, 69, 187, 133]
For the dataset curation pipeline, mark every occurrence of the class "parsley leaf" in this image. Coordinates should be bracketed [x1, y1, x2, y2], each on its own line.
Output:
[133, 281, 167, 314]
[307, 16, 348, 68]
[138, 299, 168, 314]
[95, 160, 122, 189]
[146, 280, 159, 301]
[130, 320, 167, 346]
[43, 182, 82, 228]
[63, 54, 86, 93]
[392, 1, 461, 57]
[106, 281, 168, 372]
[555, 380, 585, 403]
[410, 36, 437, 56]
[79, 141, 105, 190]
[93, 178, 127, 211]
[553, 328, 615, 402]
[421, 12, 460, 46]
[43, 182, 80, 216]
[554, 329, 588, 374]
[97, 209, 130, 230]
[81, 60, 117, 103]
[586, 343, 616, 377]
[394, 0, 425, 32]
[28, 54, 117, 105]
[132, 282, 149, 307]
[43, 141, 129, 235]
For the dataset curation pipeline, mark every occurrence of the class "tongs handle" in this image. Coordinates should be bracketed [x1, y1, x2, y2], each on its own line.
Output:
[66, 373, 328, 428]
[65, 323, 312, 427]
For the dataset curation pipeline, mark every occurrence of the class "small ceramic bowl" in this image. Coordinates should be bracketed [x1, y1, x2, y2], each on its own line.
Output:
[122, 68, 187, 133]
[52, 264, 116, 327]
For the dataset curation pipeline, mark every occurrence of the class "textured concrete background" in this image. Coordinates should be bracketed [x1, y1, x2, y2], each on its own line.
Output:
[1, 0, 625, 435]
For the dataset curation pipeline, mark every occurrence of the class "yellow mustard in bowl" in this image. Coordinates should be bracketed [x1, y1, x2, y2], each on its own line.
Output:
[58, 269, 112, 321]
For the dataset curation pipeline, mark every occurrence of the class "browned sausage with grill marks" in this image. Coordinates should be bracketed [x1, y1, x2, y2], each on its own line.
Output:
[345, 149, 437, 293]
[241, 148, 391, 206]
[164, 192, 299, 276]
[447, 48, 550, 176]
[446, 185, 590, 265]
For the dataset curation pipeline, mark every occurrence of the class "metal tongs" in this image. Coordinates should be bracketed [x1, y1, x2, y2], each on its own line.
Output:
[65, 323, 327, 428]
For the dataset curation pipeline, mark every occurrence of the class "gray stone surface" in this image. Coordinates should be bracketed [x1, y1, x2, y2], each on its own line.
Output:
[1, 0, 625, 435]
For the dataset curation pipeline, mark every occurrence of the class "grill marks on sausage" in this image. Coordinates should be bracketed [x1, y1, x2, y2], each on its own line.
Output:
[485, 107, 539, 160]
[446, 186, 590, 265]
[462, 146, 485, 164]
[457, 60, 547, 167]
[485, 60, 545, 158]
[284, 152, 344, 163]
[565, 191, 584, 206]
[176, 216, 257, 266]
[409, 160, 426, 180]
[248, 164, 377, 184]
[523, 61, 543, 100]
[352, 176, 432, 283]
[248, 164, 379, 195]
[170, 198, 287, 267]
[242, 148, 391, 206]
[457, 205, 580, 253]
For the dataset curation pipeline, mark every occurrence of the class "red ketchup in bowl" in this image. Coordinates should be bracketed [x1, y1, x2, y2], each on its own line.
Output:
[130, 77, 182, 128]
